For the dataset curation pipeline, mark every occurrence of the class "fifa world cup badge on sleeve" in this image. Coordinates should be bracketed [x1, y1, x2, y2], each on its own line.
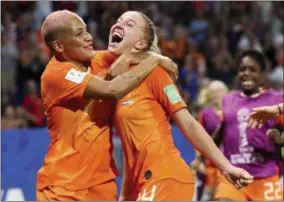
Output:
[164, 84, 182, 104]
[65, 68, 87, 84]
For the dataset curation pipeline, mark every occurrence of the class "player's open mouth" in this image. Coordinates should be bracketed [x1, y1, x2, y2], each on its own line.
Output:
[110, 29, 124, 45]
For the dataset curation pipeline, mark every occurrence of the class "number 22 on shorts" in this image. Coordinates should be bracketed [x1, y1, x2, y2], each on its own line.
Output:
[136, 185, 157, 201]
[264, 181, 283, 200]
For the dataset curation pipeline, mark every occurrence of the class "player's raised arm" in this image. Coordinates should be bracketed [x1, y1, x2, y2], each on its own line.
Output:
[107, 52, 178, 80]
[172, 109, 253, 190]
[83, 54, 177, 100]
[248, 103, 283, 128]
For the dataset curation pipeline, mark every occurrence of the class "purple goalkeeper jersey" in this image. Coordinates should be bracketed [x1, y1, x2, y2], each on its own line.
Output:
[222, 89, 283, 178]
[199, 106, 221, 135]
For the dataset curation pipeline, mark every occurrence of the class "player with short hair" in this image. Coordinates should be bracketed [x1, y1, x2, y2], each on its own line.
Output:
[214, 50, 283, 201]
[36, 9, 177, 201]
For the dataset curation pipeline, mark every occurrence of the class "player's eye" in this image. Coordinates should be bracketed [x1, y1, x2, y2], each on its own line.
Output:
[127, 22, 134, 27]
[76, 31, 83, 36]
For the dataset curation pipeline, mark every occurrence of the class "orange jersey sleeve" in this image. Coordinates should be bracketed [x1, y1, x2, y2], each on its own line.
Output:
[41, 58, 93, 107]
[146, 66, 187, 116]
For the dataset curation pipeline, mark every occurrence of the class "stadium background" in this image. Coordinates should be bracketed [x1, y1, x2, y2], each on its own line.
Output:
[1, 1, 283, 200]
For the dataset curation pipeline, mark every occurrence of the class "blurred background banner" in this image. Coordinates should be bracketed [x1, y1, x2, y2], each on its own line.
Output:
[1, 127, 195, 201]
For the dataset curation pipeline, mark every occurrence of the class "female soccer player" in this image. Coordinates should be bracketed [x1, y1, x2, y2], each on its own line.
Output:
[36, 10, 177, 201]
[214, 50, 283, 201]
[106, 11, 253, 201]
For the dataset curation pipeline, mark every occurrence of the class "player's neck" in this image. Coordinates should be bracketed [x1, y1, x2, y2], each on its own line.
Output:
[241, 87, 264, 98]
[72, 60, 90, 72]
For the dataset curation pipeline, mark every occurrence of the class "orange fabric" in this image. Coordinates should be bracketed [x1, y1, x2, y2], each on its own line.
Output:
[215, 174, 283, 201]
[205, 162, 219, 187]
[37, 180, 117, 201]
[175, 36, 186, 59]
[276, 114, 284, 129]
[114, 66, 194, 199]
[160, 37, 176, 58]
[37, 53, 117, 197]
[135, 179, 194, 201]
[88, 51, 117, 127]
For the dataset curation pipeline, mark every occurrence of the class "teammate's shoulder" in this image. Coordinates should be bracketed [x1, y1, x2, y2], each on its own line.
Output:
[145, 65, 169, 85]
[41, 58, 78, 82]
[91, 50, 116, 69]
[149, 65, 169, 78]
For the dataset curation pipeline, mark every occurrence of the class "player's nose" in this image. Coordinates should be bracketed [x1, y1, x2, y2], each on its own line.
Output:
[85, 32, 93, 42]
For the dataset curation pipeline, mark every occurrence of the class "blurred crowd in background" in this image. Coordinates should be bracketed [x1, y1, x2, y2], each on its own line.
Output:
[1, 1, 283, 129]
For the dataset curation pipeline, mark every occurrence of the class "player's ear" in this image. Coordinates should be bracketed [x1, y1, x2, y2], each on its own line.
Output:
[133, 40, 147, 52]
[51, 40, 64, 53]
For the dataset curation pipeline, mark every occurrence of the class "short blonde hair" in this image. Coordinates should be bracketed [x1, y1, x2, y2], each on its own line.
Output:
[41, 10, 82, 47]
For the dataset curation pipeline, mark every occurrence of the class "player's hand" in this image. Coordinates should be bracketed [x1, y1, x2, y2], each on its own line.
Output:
[108, 53, 140, 78]
[267, 128, 283, 145]
[248, 106, 280, 128]
[149, 52, 178, 80]
[223, 166, 254, 189]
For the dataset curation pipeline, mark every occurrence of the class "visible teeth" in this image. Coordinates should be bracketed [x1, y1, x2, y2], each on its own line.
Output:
[243, 81, 253, 85]
[113, 31, 122, 38]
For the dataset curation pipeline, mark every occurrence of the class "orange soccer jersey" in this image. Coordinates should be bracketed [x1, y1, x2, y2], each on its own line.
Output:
[114, 66, 194, 200]
[37, 54, 117, 200]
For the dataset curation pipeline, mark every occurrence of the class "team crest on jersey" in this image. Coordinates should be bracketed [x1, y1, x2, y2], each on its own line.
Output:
[237, 108, 250, 124]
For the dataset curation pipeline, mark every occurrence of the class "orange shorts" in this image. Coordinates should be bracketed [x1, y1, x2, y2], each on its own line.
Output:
[215, 174, 283, 201]
[133, 179, 194, 201]
[36, 180, 117, 201]
[205, 163, 219, 188]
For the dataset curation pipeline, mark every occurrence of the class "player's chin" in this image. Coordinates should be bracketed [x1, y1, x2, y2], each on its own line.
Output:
[241, 85, 255, 92]
[83, 49, 95, 59]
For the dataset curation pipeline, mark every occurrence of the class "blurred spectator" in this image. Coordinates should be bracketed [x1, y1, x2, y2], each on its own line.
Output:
[1, 91, 14, 116]
[211, 36, 235, 87]
[237, 25, 263, 54]
[269, 47, 284, 90]
[173, 24, 188, 67]
[1, 33, 18, 93]
[188, 8, 209, 45]
[2, 12, 17, 42]
[16, 13, 33, 43]
[16, 31, 48, 104]
[1, 1, 283, 128]
[180, 42, 208, 101]
[22, 80, 44, 127]
[1, 105, 27, 129]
